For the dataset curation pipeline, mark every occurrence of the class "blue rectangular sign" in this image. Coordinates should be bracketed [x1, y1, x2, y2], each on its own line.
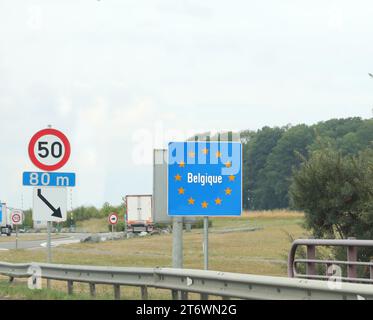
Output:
[23, 172, 76, 187]
[168, 141, 242, 216]
[0, 205, 2, 223]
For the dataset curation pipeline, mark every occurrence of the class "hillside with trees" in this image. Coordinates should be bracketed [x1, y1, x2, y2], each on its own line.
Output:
[241, 117, 373, 210]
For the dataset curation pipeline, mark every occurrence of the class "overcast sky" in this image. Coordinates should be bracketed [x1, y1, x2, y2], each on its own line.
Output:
[0, 0, 372, 210]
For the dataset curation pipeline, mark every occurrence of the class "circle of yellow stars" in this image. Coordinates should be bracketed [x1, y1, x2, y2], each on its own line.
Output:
[174, 148, 236, 209]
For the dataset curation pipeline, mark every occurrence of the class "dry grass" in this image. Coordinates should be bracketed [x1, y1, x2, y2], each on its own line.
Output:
[241, 209, 304, 219]
[0, 211, 306, 274]
[0, 210, 308, 299]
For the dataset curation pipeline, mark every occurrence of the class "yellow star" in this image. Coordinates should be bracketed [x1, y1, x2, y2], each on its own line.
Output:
[179, 161, 185, 168]
[225, 161, 232, 168]
[216, 151, 222, 158]
[214, 198, 222, 205]
[178, 187, 185, 195]
[175, 174, 182, 181]
[229, 175, 235, 181]
[188, 151, 195, 158]
[201, 201, 208, 208]
[202, 148, 209, 155]
[188, 197, 195, 205]
[225, 187, 232, 195]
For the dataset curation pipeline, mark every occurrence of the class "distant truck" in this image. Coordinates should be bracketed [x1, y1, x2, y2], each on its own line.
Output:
[125, 195, 154, 233]
[0, 203, 12, 236]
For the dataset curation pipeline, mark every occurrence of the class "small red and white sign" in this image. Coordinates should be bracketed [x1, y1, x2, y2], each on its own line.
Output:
[28, 128, 71, 171]
[11, 210, 23, 225]
[108, 212, 118, 225]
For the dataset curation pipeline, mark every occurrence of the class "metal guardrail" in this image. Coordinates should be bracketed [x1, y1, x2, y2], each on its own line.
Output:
[288, 239, 373, 283]
[1, 262, 373, 300]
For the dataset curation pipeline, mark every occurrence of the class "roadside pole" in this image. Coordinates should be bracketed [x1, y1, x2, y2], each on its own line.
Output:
[47, 221, 52, 262]
[47, 221, 52, 289]
[203, 216, 209, 270]
[172, 216, 183, 300]
[172, 216, 183, 268]
[200, 216, 209, 300]
[15, 225, 18, 250]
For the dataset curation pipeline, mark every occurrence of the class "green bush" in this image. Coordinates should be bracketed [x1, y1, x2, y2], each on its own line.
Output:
[107, 220, 125, 232]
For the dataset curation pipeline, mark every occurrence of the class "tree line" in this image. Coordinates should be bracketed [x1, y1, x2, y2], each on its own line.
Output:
[241, 117, 373, 210]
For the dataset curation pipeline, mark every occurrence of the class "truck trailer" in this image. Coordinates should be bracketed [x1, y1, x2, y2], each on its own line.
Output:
[125, 195, 153, 233]
[0, 203, 12, 236]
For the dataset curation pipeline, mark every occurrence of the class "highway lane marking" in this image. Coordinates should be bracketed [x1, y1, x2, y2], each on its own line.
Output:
[40, 238, 81, 248]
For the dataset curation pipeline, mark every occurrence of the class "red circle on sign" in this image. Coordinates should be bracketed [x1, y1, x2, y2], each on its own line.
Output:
[108, 213, 118, 225]
[12, 214, 21, 223]
[28, 128, 71, 171]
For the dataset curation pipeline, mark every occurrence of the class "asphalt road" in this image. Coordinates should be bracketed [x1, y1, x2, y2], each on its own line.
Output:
[0, 233, 89, 250]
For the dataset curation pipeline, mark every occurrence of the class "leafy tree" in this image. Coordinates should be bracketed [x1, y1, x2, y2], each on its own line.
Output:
[254, 124, 315, 209]
[312, 117, 363, 141]
[290, 147, 373, 239]
[242, 126, 284, 209]
[22, 209, 33, 228]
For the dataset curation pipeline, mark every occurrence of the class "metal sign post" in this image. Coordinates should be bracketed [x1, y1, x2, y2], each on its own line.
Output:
[172, 216, 183, 268]
[47, 221, 52, 289]
[15, 225, 18, 250]
[203, 216, 209, 270]
[47, 221, 52, 262]
[171, 216, 183, 300]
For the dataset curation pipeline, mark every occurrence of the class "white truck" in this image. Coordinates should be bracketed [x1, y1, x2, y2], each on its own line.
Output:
[126, 195, 154, 233]
[0, 203, 12, 236]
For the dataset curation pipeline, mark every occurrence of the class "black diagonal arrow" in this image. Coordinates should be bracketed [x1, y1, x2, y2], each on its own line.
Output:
[37, 189, 62, 218]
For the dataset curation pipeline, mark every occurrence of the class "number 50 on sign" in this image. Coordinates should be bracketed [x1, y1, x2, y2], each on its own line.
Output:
[28, 128, 71, 172]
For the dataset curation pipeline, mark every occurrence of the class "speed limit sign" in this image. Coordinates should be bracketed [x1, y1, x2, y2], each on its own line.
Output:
[11, 210, 23, 225]
[108, 213, 118, 225]
[28, 128, 71, 171]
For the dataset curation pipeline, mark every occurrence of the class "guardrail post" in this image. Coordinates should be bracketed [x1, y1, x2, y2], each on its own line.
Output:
[141, 286, 148, 300]
[180, 291, 188, 300]
[200, 293, 208, 300]
[370, 260, 373, 281]
[347, 242, 357, 280]
[306, 245, 316, 276]
[67, 280, 73, 295]
[114, 284, 121, 300]
[89, 283, 96, 298]
[171, 290, 180, 300]
[326, 263, 333, 277]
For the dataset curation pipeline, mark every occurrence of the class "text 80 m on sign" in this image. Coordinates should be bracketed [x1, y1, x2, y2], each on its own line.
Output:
[23, 172, 76, 187]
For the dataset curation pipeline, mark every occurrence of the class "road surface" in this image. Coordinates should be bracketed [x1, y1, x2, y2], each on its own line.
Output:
[0, 233, 89, 250]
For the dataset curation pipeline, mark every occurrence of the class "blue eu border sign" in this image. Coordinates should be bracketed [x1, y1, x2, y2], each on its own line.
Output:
[168, 141, 242, 216]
